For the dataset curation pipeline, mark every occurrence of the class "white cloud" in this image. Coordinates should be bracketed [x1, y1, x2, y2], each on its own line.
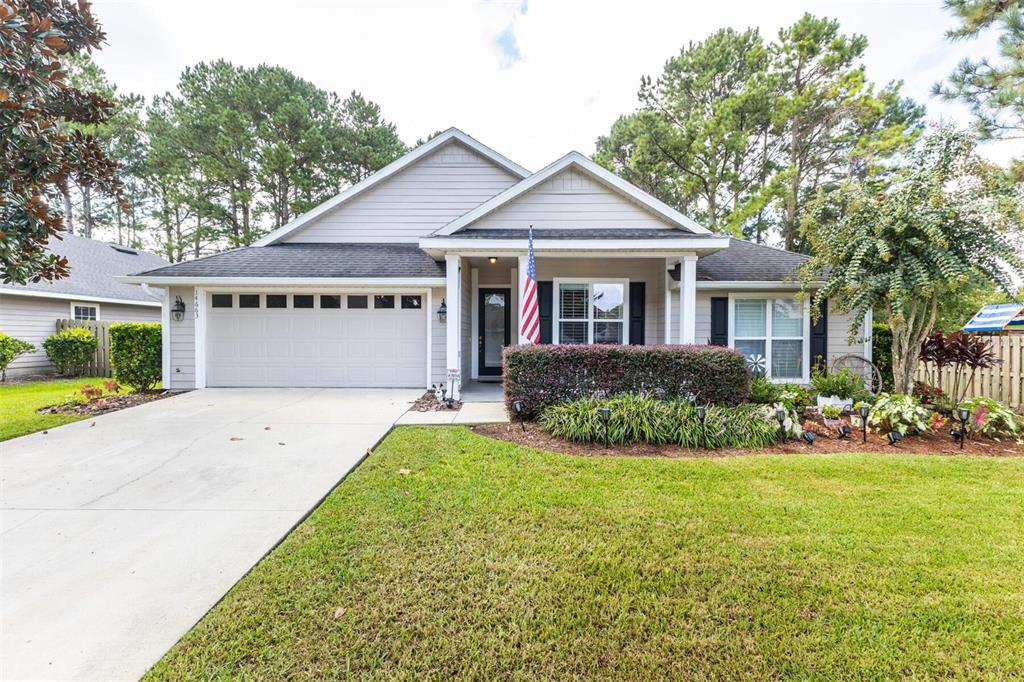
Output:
[91, 0, 1021, 169]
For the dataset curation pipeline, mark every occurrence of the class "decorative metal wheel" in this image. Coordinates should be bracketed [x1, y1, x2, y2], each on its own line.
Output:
[829, 354, 883, 394]
[746, 353, 767, 377]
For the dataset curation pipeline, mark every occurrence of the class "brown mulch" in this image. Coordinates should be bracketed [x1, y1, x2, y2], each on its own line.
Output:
[410, 391, 462, 412]
[474, 422, 1024, 458]
[37, 390, 181, 417]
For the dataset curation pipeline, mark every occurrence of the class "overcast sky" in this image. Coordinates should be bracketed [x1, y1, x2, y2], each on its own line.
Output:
[91, 0, 1018, 170]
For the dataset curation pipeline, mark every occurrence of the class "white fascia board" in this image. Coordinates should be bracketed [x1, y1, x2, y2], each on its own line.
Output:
[692, 280, 816, 290]
[419, 236, 730, 254]
[0, 287, 161, 307]
[115, 276, 447, 288]
[433, 152, 713, 236]
[253, 128, 530, 247]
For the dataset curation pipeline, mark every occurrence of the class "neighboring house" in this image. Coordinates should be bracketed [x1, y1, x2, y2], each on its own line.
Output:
[122, 128, 870, 397]
[1, 234, 167, 378]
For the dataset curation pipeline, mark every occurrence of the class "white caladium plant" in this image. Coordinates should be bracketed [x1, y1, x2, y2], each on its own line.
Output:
[867, 393, 931, 435]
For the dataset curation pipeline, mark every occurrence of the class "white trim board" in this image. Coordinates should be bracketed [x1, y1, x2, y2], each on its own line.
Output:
[253, 128, 530, 246]
[419, 238, 729, 255]
[433, 152, 712, 236]
[0, 288, 160, 307]
[117, 276, 447, 288]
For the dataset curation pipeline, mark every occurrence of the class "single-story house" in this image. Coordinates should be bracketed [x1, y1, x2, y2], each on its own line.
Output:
[121, 128, 871, 397]
[1, 234, 167, 378]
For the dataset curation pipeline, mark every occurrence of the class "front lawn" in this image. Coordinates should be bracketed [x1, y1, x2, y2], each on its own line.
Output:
[0, 377, 110, 441]
[149, 427, 1024, 680]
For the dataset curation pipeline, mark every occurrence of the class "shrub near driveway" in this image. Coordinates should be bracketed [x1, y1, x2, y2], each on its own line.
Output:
[504, 344, 751, 418]
[110, 322, 162, 391]
[42, 327, 98, 376]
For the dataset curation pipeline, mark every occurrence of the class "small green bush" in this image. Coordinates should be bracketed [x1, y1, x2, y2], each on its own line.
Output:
[811, 367, 863, 400]
[0, 332, 34, 381]
[42, 327, 98, 376]
[866, 393, 930, 435]
[748, 376, 781, 404]
[539, 394, 779, 449]
[958, 396, 1021, 441]
[110, 322, 162, 391]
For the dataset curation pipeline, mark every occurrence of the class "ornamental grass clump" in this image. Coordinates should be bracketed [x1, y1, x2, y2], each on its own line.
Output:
[539, 394, 778, 449]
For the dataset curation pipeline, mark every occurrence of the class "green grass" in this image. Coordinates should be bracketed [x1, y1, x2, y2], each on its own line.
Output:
[148, 427, 1024, 680]
[0, 376, 111, 441]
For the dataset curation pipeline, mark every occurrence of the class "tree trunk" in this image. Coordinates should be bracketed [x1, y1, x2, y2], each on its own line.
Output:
[889, 296, 938, 394]
[61, 179, 74, 235]
[81, 186, 93, 238]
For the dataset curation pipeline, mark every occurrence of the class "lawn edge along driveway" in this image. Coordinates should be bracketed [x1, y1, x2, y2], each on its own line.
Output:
[0, 376, 110, 441]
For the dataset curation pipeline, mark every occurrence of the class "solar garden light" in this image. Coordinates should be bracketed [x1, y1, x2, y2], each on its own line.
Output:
[887, 431, 903, 446]
[599, 407, 611, 447]
[696, 405, 707, 448]
[775, 407, 788, 443]
[837, 423, 853, 440]
[953, 407, 971, 449]
[859, 404, 870, 444]
[512, 400, 526, 432]
[802, 431, 816, 445]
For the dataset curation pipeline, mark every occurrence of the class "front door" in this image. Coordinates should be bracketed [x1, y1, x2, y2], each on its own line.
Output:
[478, 288, 511, 376]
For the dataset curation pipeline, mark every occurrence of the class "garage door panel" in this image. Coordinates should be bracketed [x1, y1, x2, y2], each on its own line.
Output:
[206, 293, 426, 388]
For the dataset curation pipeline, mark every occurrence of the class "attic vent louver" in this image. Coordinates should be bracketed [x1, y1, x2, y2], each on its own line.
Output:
[110, 245, 138, 255]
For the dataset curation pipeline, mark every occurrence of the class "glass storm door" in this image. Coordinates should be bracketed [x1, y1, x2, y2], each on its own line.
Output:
[478, 288, 511, 376]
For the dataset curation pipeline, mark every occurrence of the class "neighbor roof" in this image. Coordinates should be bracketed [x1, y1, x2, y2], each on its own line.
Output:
[0, 233, 168, 303]
[669, 238, 812, 282]
[131, 243, 446, 279]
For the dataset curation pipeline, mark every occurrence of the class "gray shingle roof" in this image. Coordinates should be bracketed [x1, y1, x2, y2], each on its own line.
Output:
[669, 238, 813, 282]
[134, 243, 446, 279]
[446, 228, 702, 239]
[0, 234, 168, 302]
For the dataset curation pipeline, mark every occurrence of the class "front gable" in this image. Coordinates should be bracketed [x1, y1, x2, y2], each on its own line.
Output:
[435, 152, 711, 236]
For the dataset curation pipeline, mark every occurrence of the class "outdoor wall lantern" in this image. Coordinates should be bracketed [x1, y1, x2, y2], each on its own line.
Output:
[171, 296, 186, 322]
[488, 256, 498, 265]
[859, 404, 871, 443]
[437, 298, 447, 324]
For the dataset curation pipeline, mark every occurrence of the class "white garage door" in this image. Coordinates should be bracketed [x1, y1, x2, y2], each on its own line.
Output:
[206, 293, 426, 388]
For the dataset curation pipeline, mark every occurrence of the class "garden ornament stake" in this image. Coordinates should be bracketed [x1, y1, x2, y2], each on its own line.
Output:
[859, 404, 870, 444]
[599, 407, 611, 447]
[512, 400, 525, 432]
[775, 407, 787, 444]
[696, 405, 707, 448]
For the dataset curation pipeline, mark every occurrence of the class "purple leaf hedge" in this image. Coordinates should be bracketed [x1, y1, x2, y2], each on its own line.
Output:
[503, 344, 752, 418]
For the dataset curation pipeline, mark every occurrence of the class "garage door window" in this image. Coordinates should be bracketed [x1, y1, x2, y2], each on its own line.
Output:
[293, 295, 314, 309]
[266, 294, 287, 308]
[374, 295, 395, 309]
[320, 295, 341, 309]
[212, 294, 232, 308]
[401, 295, 422, 309]
[239, 295, 260, 308]
[347, 295, 368, 309]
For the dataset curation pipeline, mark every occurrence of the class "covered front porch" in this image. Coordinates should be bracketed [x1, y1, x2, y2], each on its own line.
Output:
[430, 238, 728, 399]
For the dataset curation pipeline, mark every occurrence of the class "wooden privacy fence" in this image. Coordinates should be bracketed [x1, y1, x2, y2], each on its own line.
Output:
[55, 319, 113, 377]
[915, 335, 1024, 407]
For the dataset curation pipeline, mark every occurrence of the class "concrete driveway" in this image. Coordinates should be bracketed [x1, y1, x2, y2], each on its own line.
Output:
[1, 388, 420, 681]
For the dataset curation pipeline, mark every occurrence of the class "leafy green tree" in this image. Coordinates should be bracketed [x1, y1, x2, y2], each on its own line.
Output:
[0, 0, 123, 283]
[335, 91, 407, 184]
[800, 126, 1023, 394]
[935, 0, 1024, 141]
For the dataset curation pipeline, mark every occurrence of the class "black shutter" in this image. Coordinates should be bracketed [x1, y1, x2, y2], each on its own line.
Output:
[538, 281, 553, 344]
[811, 298, 828, 372]
[710, 297, 728, 346]
[629, 282, 646, 345]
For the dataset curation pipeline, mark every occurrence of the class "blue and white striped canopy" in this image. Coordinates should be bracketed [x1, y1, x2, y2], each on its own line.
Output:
[962, 303, 1024, 333]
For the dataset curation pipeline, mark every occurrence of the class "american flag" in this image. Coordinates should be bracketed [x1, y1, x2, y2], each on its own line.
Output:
[520, 227, 540, 344]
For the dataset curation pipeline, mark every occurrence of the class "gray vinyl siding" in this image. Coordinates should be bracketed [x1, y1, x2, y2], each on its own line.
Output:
[468, 168, 673, 231]
[283, 141, 519, 244]
[0, 293, 159, 378]
[167, 286, 196, 389]
[828, 306, 870, 360]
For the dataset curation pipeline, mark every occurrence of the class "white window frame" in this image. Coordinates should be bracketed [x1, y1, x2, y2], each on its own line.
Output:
[552, 278, 630, 345]
[727, 293, 810, 383]
[71, 302, 99, 321]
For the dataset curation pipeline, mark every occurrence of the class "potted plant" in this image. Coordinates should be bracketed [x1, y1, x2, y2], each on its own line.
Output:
[821, 403, 843, 426]
[811, 368, 861, 410]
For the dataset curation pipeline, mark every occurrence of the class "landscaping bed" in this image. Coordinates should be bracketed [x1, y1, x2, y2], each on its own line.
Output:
[476, 421, 1024, 457]
[36, 390, 176, 417]
[409, 391, 462, 412]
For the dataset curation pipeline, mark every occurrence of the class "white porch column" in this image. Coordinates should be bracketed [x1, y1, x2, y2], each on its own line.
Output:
[664, 258, 674, 344]
[445, 254, 461, 399]
[679, 254, 698, 344]
[517, 254, 528, 343]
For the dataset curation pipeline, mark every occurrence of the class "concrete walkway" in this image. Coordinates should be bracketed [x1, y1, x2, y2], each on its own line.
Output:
[1, 388, 420, 681]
